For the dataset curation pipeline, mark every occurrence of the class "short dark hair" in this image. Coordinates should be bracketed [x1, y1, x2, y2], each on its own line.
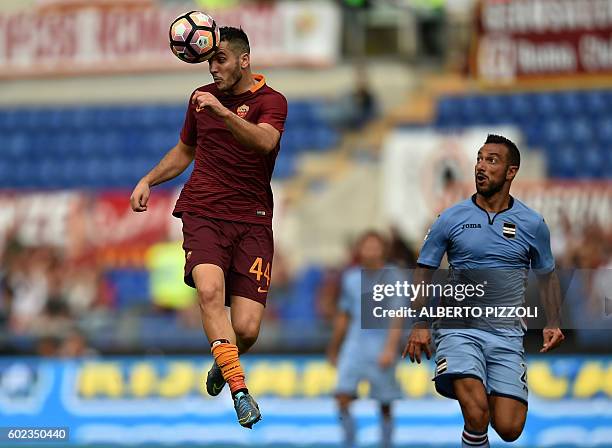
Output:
[485, 134, 520, 167]
[219, 26, 250, 55]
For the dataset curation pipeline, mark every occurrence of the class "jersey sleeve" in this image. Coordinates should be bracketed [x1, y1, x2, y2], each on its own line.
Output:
[180, 93, 197, 146]
[417, 213, 449, 268]
[258, 92, 287, 133]
[530, 218, 555, 274]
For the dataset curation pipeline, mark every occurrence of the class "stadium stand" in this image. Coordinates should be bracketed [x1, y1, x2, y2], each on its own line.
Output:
[434, 90, 612, 178]
[0, 101, 339, 188]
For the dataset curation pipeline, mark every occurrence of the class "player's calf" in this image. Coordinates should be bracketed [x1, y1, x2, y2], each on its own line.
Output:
[210, 339, 261, 427]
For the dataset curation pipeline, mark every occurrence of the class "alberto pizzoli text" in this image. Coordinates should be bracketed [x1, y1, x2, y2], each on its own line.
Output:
[372, 306, 539, 319]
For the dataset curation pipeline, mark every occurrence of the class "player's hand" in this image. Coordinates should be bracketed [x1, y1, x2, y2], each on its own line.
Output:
[378, 347, 395, 369]
[402, 322, 432, 364]
[130, 179, 150, 212]
[541, 327, 564, 352]
[192, 91, 230, 118]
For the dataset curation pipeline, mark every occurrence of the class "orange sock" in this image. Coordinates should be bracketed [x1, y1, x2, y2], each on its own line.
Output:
[211, 342, 247, 394]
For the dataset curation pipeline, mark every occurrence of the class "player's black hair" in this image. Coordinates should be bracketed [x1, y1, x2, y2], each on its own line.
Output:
[485, 134, 520, 167]
[219, 26, 250, 55]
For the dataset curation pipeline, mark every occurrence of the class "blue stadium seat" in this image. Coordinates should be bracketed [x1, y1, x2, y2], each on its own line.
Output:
[580, 146, 606, 178]
[569, 119, 594, 146]
[534, 93, 559, 118]
[596, 118, 612, 144]
[287, 102, 314, 124]
[587, 90, 611, 117]
[461, 95, 487, 125]
[435, 96, 462, 128]
[273, 154, 297, 179]
[543, 119, 568, 147]
[508, 93, 534, 122]
[550, 146, 579, 178]
[69, 107, 97, 130]
[0, 100, 336, 188]
[278, 266, 322, 322]
[106, 269, 151, 309]
[558, 91, 583, 117]
[483, 95, 508, 124]
[4, 133, 28, 160]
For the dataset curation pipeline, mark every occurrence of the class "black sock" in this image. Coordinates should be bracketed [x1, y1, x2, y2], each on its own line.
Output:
[232, 388, 249, 398]
[210, 338, 230, 348]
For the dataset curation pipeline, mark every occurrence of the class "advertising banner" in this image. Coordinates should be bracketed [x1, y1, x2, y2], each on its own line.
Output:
[0, 356, 610, 446]
[473, 0, 612, 82]
[0, 190, 177, 253]
[0, 0, 340, 79]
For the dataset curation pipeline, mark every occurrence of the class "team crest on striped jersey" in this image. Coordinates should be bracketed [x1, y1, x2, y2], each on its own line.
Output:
[237, 104, 249, 118]
[502, 222, 516, 238]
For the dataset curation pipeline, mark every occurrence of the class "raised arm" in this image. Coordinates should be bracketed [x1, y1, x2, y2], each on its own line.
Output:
[191, 91, 284, 155]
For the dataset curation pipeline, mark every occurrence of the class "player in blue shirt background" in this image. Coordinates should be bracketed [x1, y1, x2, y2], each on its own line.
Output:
[403, 134, 564, 447]
[327, 231, 403, 448]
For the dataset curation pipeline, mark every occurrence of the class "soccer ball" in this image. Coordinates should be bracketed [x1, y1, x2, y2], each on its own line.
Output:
[169, 11, 219, 64]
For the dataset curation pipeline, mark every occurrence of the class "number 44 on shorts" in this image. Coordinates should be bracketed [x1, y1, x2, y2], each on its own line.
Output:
[249, 257, 270, 293]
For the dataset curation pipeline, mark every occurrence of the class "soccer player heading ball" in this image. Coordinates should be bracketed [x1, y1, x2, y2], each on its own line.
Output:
[130, 26, 287, 429]
[403, 134, 564, 447]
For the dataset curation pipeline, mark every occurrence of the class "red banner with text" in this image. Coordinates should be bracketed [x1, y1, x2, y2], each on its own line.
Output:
[472, 0, 612, 82]
[0, 0, 340, 79]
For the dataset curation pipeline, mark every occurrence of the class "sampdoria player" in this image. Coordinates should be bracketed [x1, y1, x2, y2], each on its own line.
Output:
[327, 231, 402, 448]
[403, 134, 564, 447]
[130, 27, 287, 428]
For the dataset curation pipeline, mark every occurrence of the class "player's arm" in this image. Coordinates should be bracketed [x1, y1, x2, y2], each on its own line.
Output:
[326, 311, 349, 367]
[402, 266, 435, 363]
[380, 319, 403, 369]
[191, 91, 280, 155]
[402, 214, 448, 363]
[222, 114, 280, 155]
[531, 218, 565, 352]
[536, 270, 564, 352]
[130, 139, 195, 212]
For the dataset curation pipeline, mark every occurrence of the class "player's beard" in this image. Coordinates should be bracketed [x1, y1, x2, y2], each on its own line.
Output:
[220, 64, 243, 93]
[475, 175, 505, 197]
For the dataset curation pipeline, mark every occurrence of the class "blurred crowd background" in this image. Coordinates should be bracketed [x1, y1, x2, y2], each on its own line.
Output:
[0, 0, 610, 445]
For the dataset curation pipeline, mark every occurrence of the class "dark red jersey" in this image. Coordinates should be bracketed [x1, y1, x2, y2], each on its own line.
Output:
[173, 74, 287, 226]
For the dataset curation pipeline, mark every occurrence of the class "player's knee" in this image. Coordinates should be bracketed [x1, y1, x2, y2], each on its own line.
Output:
[495, 424, 523, 442]
[233, 319, 260, 348]
[463, 401, 490, 431]
[380, 403, 392, 418]
[336, 394, 353, 411]
[493, 417, 525, 442]
[196, 281, 224, 307]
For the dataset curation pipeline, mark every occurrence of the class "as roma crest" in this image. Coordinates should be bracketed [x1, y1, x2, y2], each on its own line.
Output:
[237, 104, 249, 118]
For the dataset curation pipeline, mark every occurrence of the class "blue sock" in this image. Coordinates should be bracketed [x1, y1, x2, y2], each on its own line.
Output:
[381, 415, 393, 448]
[340, 409, 356, 447]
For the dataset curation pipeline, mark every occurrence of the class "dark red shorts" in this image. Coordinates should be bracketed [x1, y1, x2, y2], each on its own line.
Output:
[181, 213, 274, 306]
